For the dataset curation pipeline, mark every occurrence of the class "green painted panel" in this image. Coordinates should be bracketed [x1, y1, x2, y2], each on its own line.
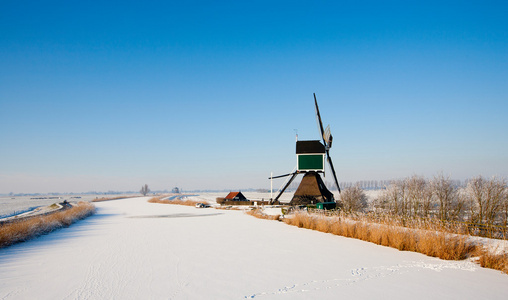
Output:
[298, 154, 324, 171]
[316, 202, 337, 210]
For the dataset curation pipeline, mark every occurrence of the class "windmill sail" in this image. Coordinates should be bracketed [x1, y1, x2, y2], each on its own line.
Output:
[314, 93, 341, 193]
[314, 93, 327, 148]
[324, 125, 332, 149]
[326, 152, 341, 193]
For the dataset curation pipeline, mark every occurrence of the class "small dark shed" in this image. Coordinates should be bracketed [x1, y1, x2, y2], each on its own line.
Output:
[224, 191, 247, 201]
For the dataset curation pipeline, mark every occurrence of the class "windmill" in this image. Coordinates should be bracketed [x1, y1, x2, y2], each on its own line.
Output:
[270, 93, 341, 206]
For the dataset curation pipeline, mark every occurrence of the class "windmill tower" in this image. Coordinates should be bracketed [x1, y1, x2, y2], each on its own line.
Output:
[270, 93, 341, 206]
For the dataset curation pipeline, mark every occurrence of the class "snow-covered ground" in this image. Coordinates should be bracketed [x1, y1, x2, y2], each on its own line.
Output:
[0, 194, 132, 218]
[1, 196, 507, 299]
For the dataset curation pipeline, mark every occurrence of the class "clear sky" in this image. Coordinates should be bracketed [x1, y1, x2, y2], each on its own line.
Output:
[1, 0, 507, 194]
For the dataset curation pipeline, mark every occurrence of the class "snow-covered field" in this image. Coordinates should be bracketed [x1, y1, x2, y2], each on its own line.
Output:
[1, 196, 507, 299]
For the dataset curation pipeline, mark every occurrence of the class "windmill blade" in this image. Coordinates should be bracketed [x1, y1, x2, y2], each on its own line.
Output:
[314, 93, 327, 147]
[315, 94, 340, 192]
[326, 150, 341, 193]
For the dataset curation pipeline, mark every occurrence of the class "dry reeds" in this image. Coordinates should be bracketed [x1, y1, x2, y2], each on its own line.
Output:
[148, 196, 207, 207]
[281, 211, 507, 274]
[92, 195, 138, 202]
[476, 248, 508, 274]
[214, 206, 241, 210]
[0, 202, 96, 248]
[246, 209, 280, 221]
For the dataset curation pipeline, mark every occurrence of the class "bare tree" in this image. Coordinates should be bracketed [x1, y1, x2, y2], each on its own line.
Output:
[340, 185, 368, 213]
[502, 190, 508, 227]
[465, 176, 506, 225]
[398, 179, 410, 217]
[431, 173, 464, 221]
[375, 180, 403, 215]
[404, 175, 433, 217]
[466, 176, 484, 223]
[484, 177, 507, 225]
[140, 184, 150, 196]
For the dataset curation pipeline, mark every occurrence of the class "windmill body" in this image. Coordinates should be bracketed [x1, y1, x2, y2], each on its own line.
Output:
[270, 94, 341, 206]
[296, 140, 325, 172]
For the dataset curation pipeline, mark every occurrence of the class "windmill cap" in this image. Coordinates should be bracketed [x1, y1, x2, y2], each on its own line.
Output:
[296, 140, 325, 154]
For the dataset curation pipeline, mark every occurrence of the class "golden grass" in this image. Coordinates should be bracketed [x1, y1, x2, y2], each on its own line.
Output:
[214, 206, 243, 211]
[148, 196, 207, 207]
[280, 212, 507, 274]
[246, 209, 281, 221]
[476, 248, 508, 274]
[0, 202, 96, 248]
[92, 195, 139, 202]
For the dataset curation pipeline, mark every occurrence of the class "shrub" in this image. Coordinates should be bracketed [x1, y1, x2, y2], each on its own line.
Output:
[476, 248, 508, 274]
[340, 186, 368, 213]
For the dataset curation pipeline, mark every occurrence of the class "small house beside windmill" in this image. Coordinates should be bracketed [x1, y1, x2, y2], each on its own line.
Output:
[216, 191, 252, 206]
[225, 191, 247, 201]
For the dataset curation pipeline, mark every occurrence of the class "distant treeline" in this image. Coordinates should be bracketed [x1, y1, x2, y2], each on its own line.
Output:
[332, 179, 465, 191]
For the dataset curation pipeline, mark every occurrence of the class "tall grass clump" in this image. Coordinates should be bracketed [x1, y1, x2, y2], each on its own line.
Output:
[92, 195, 138, 202]
[246, 209, 280, 221]
[214, 206, 243, 211]
[148, 196, 207, 207]
[475, 248, 508, 274]
[0, 202, 96, 248]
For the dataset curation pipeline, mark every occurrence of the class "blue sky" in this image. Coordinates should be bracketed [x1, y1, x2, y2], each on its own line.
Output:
[1, 0, 507, 193]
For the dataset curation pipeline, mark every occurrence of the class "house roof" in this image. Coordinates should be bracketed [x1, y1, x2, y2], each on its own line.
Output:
[225, 191, 246, 200]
